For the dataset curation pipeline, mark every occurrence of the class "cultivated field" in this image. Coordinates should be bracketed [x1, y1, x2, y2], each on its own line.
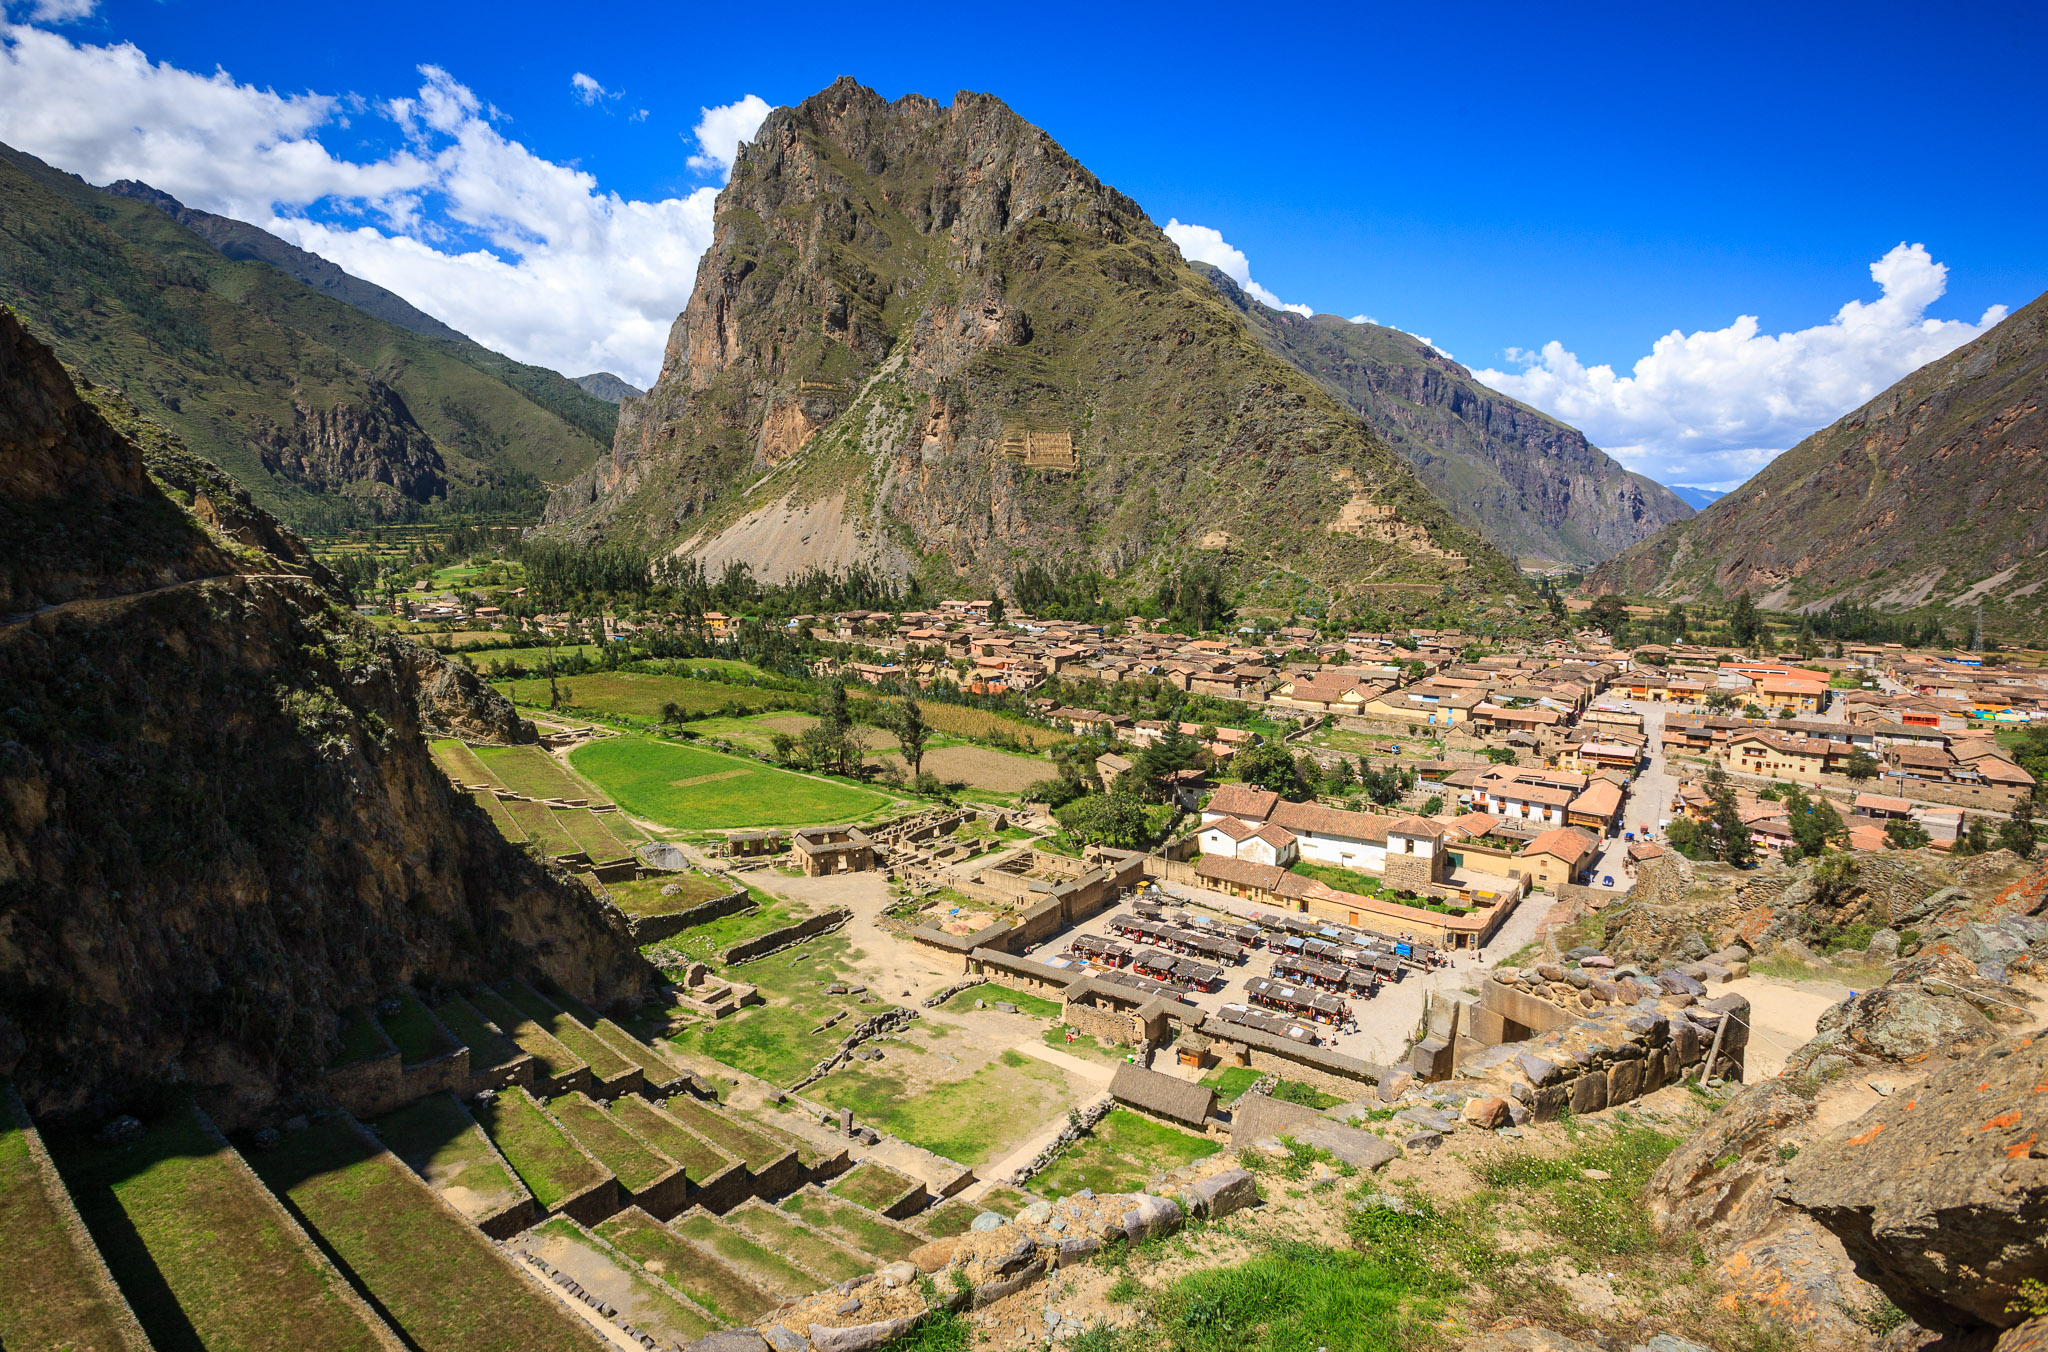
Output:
[472, 744, 588, 799]
[469, 1086, 607, 1211]
[855, 694, 1071, 750]
[569, 734, 897, 830]
[866, 742, 1048, 793]
[595, 1208, 777, 1324]
[723, 1201, 870, 1282]
[494, 671, 806, 721]
[0, 1097, 150, 1352]
[547, 1094, 672, 1192]
[371, 1092, 526, 1224]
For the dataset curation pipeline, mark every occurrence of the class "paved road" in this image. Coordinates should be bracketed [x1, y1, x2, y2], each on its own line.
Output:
[1589, 699, 1679, 891]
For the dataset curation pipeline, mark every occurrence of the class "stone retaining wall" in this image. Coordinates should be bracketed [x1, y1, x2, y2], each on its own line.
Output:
[629, 886, 754, 945]
[725, 907, 852, 964]
[1196, 1018, 1384, 1097]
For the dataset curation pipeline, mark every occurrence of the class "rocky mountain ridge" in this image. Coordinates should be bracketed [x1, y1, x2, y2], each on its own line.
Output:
[0, 309, 651, 1123]
[0, 145, 614, 527]
[1588, 290, 2048, 638]
[541, 78, 1516, 606]
[1197, 264, 1693, 568]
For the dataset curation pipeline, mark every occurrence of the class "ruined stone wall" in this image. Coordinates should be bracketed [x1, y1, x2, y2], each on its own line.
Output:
[627, 886, 754, 945]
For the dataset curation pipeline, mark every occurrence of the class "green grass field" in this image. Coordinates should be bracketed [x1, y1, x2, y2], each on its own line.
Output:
[471, 793, 526, 840]
[501, 799, 580, 855]
[370, 1092, 525, 1223]
[472, 745, 588, 800]
[556, 806, 635, 860]
[431, 994, 524, 1072]
[940, 982, 1063, 1020]
[0, 1096, 150, 1352]
[915, 1196, 982, 1238]
[53, 1103, 390, 1352]
[254, 1116, 599, 1352]
[812, 1048, 1073, 1167]
[431, 738, 497, 785]
[570, 734, 898, 830]
[658, 1096, 791, 1171]
[1029, 1108, 1221, 1199]
[495, 672, 808, 722]
[662, 934, 875, 1084]
[594, 1210, 777, 1324]
[464, 988, 585, 1079]
[379, 991, 459, 1066]
[471, 1088, 608, 1211]
[1198, 1065, 1264, 1102]
[498, 981, 634, 1081]
[605, 872, 733, 917]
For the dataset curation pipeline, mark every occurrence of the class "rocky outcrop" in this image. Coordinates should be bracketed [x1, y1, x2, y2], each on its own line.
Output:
[1786, 1030, 2048, 1337]
[257, 381, 446, 502]
[540, 78, 1512, 604]
[1588, 290, 2048, 641]
[0, 310, 652, 1125]
[1198, 264, 1693, 567]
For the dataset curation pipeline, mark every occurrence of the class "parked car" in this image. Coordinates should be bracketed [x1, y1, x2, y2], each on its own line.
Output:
[1601, 875, 1615, 887]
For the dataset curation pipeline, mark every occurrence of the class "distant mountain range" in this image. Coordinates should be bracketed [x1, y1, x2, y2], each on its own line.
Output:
[1589, 290, 2048, 639]
[1668, 486, 1727, 511]
[1197, 265, 1693, 568]
[0, 143, 614, 528]
[573, 372, 645, 404]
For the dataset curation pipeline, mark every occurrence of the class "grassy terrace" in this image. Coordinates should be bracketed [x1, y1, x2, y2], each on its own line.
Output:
[254, 1116, 599, 1352]
[594, 1209, 777, 1325]
[473, 744, 589, 800]
[659, 1095, 790, 1171]
[570, 734, 897, 830]
[605, 872, 733, 917]
[433, 994, 525, 1072]
[526, 1217, 715, 1344]
[671, 1211, 825, 1299]
[972, 1184, 1037, 1218]
[1031, 1108, 1220, 1200]
[827, 1161, 916, 1212]
[606, 1097, 734, 1183]
[661, 934, 876, 1085]
[496, 671, 808, 721]
[939, 982, 1064, 1020]
[328, 1007, 393, 1069]
[465, 987, 585, 1079]
[472, 1087, 609, 1211]
[370, 1093, 526, 1224]
[557, 806, 633, 860]
[777, 1188, 922, 1264]
[0, 1092, 149, 1352]
[502, 799, 580, 855]
[813, 1048, 1071, 1168]
[917, 1197, 981, 1238]
[472, 792, 527, 840]
[1198, 1065, 1263, 1102]
[430, 738, 497, 785]
[724, 1201, 871, 1283]
[547, 1094, 675, 1193]
[54, 1102, 389, 1352]
[595, 1019, 690, 1084]
[379, 990, 460, 1065]
[500, 981, 636, 1082]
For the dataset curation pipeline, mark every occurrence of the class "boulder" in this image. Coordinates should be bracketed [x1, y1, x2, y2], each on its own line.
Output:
[809, 1317, 921, 1352]
[1657, 970, 1708, 997]
[1462, 1097, 1510, 1129]
[691, 1334, 772, 1352]
[1812, 984, 1998, 1066]
[1785, 1033, 2048, 1333]
[1287, 1122, 1401, 1171]
[1516, 1052, 1562, 1086]
[761, 1328, 808, 1352]
[1996, 1318, 2048, 1352]
[1120, 1194, 1181, 1244]
[907, 1239, 957, 1273]
[1191, 1169, 1259, 1220]
[1462, 1327, 1604, 1351]
[1568, 1070, 1609, 1115]
[1868, 928, 1903, 962]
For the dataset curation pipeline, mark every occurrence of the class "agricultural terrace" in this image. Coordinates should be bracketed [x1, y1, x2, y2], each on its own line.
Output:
[603, 872, 732, 919]
[570, 734, 899, 830]
[493, 671, 807, 721]
[1029, 1108, 1220, 1199]
[53, 1103, 389, 1352]
[776, 1190, 922, 1263]
[519, 1217, 716, 1345]
[810, 1046, 1076, 1168]
[670, 1210, 822, 1298]
[723, 1201, 871, 1282]
[254, 1116, 599, 1352]
[466, 986, 583, 1079]
[370, 1092, 526, 1224]
[0, 1098, 149, 1352]
[469, 1087, 607, 1211]
[595, 1209, 779, 1324]
[471, 745, 587, 800]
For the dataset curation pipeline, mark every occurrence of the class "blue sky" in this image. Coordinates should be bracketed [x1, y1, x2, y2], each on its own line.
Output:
[2, 0, 2042, 488]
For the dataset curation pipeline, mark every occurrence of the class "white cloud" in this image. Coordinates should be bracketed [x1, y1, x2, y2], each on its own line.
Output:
[0, 25, 749, 386]
[685, 94, 771, 178]
[570, 72, 609, 105]
[1163, 218, 1314, 317]
[1473, 244, 2007, 488]
[23, 0, 95, 21]
[1347, 313, 1376, 325]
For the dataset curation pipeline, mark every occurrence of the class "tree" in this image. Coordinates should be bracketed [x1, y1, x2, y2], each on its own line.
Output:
[659, 700, 684, 727]
[1953, 817, 1993, 857]
[1233, 741, 1307, 799]
[769, 732, 800, 767]
[1782, 786, 1846, 856]
[1587, 594, 1627, 636]
[987, 596, 1006, 625]
[1420, 794, 1445, 816]
[1885, 818, 1932, 850]
[892, 699, 930, 777]
[1667, 816, 1712, 861]
[1055, 791, 1151, 850]
[1704, 691, 1737, 713]
[1546, 593, 1569, 628]
[1743, 703, 1767, 721]
[817, 678, 851, 736]
[1997, 795, 2037, 859]
[1842, 749, 1881, 782]
[1728, 591, 1763, 645]
[1484, 747, 1519, 766]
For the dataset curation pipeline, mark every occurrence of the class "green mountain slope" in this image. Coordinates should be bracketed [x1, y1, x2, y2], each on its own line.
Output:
[1587, 289, 2048, 639]
[1196, 265, 1692, 568]
[0, 143, 612, 528]
[541, 78, 1517, 606]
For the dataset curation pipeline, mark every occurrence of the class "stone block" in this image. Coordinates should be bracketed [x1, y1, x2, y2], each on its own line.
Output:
[1288, 1123, 1400, 1171]
[1377, 1070, 1413, 1103]
[1608, 1058, 1643, 1104]
[1533, 1084, 1568, 1121]
[1568, 1070, 1609, 1115]
[1191, 1169, 1259, 1220]
[1463, 1097, 1510, 1129]
[1120, 1194, 1181, 1244]
[691, 1334, 772, 1352]
[1516, 1052, 1561, 1086]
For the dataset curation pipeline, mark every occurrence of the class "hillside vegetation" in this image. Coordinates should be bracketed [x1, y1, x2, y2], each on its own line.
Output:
[0, 143, 612, 529]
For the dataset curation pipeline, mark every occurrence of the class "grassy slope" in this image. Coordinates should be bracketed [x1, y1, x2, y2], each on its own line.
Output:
[723, 1201, 872, 1282]
[0, 143, 608, 525]
[1030, 1107, 1220, 1199]
[547, 1095, 674, 1192]
[776, 1189, 922, 1263]
[472, 1087, 608, 1211]
[253, 1116, 600, 1352]
[370, 1092, 525, 1221]
[811, 1047, 1072, 1167]
[0, 1094, 149, 1352]
[52, 1103, 390, 1352]
[593, 1209, 776, 1325]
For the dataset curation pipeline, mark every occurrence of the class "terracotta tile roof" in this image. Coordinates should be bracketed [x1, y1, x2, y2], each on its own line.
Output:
[1269, 800, 1396, 844]
[1204, 784, 1281, 822]
[1521, 827, 1597, 863]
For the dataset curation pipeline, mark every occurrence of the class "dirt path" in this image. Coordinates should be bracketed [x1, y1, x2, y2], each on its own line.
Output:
[1722, 974, 1855, 1080]
[1008, 1039, 1116, 1084]
[972, 1089, 1113, 1193]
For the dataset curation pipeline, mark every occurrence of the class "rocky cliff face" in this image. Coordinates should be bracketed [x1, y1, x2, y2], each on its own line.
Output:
[1198, 266, 1693, 568]
[542, 78, 1513, 603]
[0, 310, 651, 1122]
[255, 380, 447, 502]
[1588, 290, 2048, 639]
